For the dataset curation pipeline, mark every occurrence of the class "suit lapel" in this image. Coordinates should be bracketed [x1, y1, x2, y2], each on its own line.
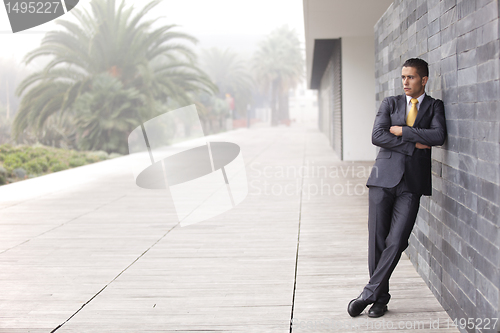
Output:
[413, 94, 431, 127]
[397, 94, 406, 125]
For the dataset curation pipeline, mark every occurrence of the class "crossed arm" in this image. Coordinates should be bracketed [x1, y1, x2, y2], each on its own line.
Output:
[372, 97, 447, 155]
[389, 127, 431, 149]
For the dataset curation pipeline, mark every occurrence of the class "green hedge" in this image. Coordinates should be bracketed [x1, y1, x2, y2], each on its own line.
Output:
[0, 144, 121, 186]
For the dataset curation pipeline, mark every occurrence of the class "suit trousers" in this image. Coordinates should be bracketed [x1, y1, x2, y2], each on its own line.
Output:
[361, 176, 421, 304]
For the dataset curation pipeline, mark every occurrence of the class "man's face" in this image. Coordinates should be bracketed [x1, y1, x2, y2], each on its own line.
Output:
[401, 66, 428, 98]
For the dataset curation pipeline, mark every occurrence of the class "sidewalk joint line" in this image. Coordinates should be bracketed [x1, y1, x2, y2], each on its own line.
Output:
[50, 221, 180, 332]
[0, 194, 127, 255]
[289, 132, 306, 333]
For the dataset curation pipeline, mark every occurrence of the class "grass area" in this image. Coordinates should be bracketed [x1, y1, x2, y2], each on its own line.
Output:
[0, 143, 121, 186]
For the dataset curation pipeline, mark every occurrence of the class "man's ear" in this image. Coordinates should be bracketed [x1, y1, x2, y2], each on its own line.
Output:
[422, 76, 429, 87]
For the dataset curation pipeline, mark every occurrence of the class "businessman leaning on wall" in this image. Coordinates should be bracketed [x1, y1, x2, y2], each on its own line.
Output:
[348, 58, 447, 318]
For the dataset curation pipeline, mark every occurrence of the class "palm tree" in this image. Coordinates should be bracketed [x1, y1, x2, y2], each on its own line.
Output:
[71, 73, 148, 153]
[199, 48, 254, 117]
[253, 26, 303, 126]
[13, 0, 216, 152]
[194, 47, 254, 133]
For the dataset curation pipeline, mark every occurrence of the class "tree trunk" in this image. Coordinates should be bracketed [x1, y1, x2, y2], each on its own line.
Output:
[278, 90, 290, 124]
[271, 79, 278, 126]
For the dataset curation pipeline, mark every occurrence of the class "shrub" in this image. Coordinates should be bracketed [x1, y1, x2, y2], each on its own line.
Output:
[17, 152, 29, 163]
[108, 153, 122, 159]
[0, 144, 119, 186]
[25, 158, 49, 174]
[25, 160, 42, 174]
[51, 163, 69, 172]
[28, 147, 47, 159]
[0, 144, 13, 154]
[3, 155, 22, 172]
[48, 158, 60, 166]
[68, 157, 86, 168]
[12, 167, 27, 179]
[88, 150, 109, 161]
[0, 166, 7, 185]
[35, 158, 49, 172]
[86, 155, 100, 163]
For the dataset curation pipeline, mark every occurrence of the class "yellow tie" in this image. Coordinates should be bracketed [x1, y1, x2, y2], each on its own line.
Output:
[407, 98, 418, 127]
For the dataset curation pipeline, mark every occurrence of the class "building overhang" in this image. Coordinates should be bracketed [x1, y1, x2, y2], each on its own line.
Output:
[303, 0, 394, 89]
[310, 39, 338, 90]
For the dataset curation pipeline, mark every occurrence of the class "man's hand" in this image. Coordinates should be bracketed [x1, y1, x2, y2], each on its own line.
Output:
[415, 142, 431, 149]
[390, 126, 403, 136]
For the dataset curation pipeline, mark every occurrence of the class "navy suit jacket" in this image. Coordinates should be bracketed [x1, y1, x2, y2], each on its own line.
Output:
[366, 94, 447, 196]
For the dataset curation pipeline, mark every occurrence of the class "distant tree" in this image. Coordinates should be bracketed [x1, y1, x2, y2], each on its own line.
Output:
[253, 26, 303, 126]
[194, 92, 230, 135]
[71, 73, 149, 153]
[0, 57, 30, 116]
[0, 105, 12, 144]
[199, 48, 254, 119]
[13, 0, 215, 152]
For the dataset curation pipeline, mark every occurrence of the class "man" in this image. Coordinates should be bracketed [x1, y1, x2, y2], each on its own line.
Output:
[347, 58, 447, 318]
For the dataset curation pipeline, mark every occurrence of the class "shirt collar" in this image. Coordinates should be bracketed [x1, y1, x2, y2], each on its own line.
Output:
[406, 92, 426, 105]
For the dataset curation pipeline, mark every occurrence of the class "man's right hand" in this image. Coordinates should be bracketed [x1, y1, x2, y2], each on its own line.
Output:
[415, 142, 431, 149]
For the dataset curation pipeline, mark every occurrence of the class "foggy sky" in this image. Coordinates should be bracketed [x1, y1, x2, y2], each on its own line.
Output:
[0, 0, 305, 67]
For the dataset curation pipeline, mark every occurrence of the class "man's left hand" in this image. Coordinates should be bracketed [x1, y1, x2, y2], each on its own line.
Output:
[390, 126, 403, 136]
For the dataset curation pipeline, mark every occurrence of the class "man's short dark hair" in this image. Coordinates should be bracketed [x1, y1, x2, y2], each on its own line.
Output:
[403, 58, 429, 78]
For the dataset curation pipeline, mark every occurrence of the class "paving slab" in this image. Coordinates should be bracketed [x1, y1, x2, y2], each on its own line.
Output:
[0, 125, 457, 332]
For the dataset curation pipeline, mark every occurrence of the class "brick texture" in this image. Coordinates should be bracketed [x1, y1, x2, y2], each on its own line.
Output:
[375, 1, 499, 332]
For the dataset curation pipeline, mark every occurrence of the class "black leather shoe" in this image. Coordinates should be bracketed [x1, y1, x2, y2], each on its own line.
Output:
[347, 294, 371, 317]
[368, 302, 388, 318]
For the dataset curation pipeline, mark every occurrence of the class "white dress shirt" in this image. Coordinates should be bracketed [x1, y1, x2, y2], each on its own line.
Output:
[405, 92, 426, 119]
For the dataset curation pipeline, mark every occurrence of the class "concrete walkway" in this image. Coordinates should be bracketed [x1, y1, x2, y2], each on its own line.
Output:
[0, 125, 457, 332]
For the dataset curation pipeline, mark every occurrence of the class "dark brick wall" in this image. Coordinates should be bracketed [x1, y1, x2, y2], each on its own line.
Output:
[375, 0, 499, 332]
